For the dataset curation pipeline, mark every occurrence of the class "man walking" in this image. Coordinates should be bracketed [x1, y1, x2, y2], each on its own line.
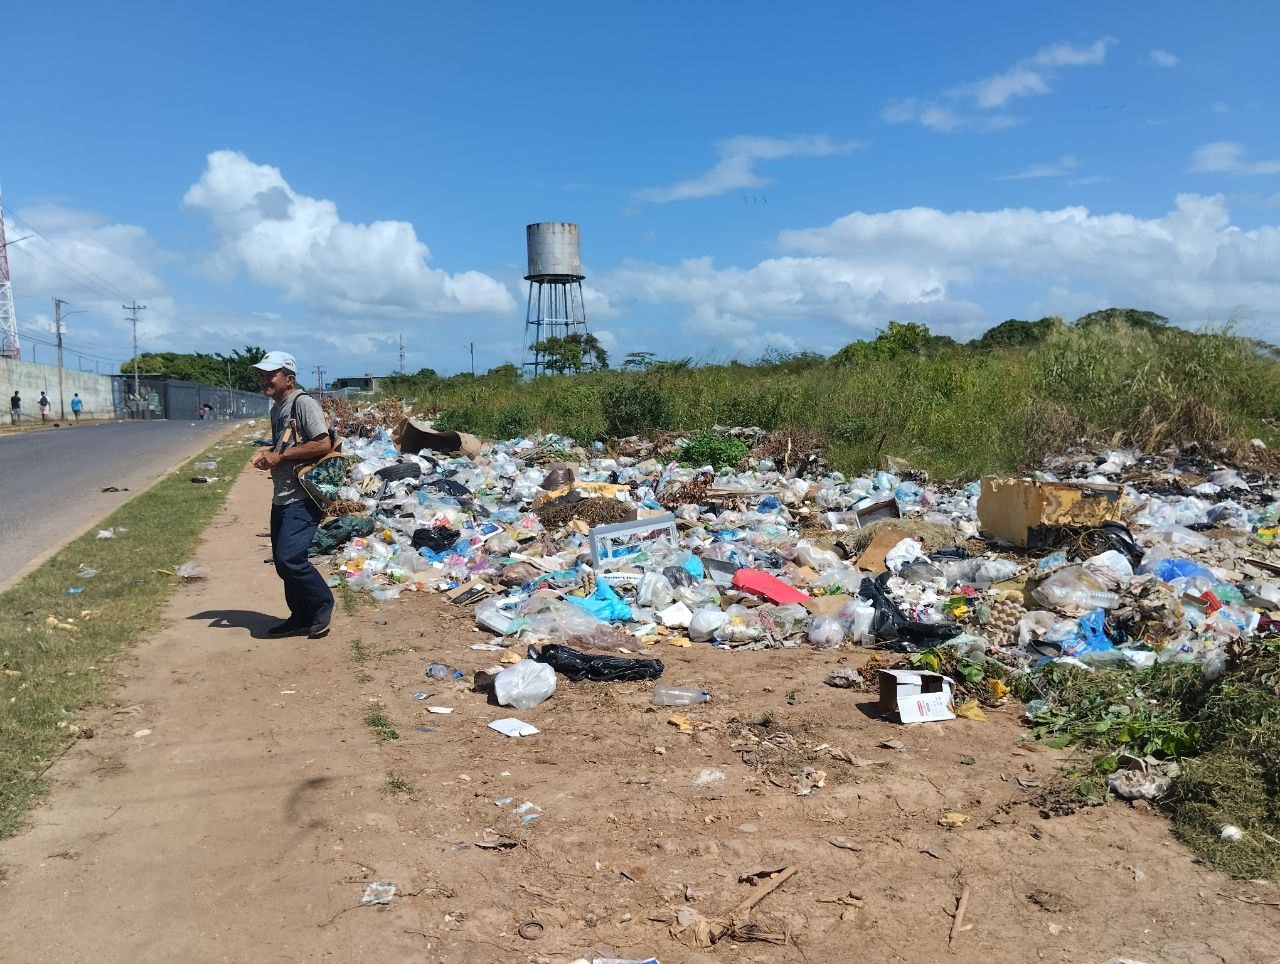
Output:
[249, 351, 335, 639]
[8, 390, 18, 424]
[37, 391, 51, 423]
[70, 393, 83, 421]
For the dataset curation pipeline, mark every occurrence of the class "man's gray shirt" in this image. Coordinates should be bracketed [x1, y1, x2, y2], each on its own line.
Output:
[269, 390, 329, 505]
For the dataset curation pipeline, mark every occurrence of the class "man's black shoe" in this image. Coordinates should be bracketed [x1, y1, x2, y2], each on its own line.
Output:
[308, 606, 333, 639]
[266, 618, 309, 638]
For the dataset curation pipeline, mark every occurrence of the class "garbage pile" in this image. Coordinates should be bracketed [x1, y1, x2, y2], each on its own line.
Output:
[312, 420, 1279, 681]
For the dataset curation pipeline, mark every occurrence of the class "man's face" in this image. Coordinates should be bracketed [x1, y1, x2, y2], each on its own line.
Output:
[259, 367, 294, 400]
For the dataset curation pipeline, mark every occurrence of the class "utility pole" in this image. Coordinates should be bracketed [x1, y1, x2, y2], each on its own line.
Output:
[53, 297, 67, 419]
[398, 334, 406, 377]
[313, 365, 326, 401]
[123, 301, 147, 417]
[469, 342, 475, 377]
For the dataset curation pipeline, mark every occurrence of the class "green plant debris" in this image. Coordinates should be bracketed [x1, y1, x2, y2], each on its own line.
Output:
[1022, 638, 1280, 880]
[681, 431, 749, 470]
[0, 435, 253, 839]
[350, 638, 369, 663]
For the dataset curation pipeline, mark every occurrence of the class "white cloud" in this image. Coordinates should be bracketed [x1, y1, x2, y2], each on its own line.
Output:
[887, 37, 1114, 132]
[993, 154, 1080, 180]
[183, 150, 515, 318]
[1149, 49, 1180, 67]
[1189, 141, 1280, 176]
[634, 135, 861, 203]
[594, 194, 1280, 349]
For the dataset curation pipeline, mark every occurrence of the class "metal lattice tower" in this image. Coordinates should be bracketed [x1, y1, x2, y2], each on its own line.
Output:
[521, 222, 588, 377]
[0, 188, 19, 360]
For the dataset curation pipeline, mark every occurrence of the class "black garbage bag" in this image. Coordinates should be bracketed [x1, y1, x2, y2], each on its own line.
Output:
[412, 526, 461, 553]
[530, 644, 664, 683]
[1076, 521, 1143, 565]
[929, 546, 969, 560]
[858, 574, 961, 651]
[308, 515, 375, 557]
[422, 477, 472, 498]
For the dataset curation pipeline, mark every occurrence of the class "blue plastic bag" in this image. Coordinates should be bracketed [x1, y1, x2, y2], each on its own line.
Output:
[1060, 609, 1114, 657]
[564, 579, 633, 622]
[682, 555, 705, 580]
[1140, 558, 1214, 583]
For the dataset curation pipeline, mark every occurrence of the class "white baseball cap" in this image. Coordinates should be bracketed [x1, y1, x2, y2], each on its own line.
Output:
[252, 350, 297, 374]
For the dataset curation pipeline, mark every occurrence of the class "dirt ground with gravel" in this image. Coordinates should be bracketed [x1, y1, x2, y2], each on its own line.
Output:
[0, 466, 1277, 964]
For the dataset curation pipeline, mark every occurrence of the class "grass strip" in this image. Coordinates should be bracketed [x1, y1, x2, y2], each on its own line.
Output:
[0, 433, 254, 839]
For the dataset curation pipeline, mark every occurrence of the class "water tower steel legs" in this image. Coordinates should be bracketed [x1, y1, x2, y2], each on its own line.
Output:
[522, 278, 588, 378]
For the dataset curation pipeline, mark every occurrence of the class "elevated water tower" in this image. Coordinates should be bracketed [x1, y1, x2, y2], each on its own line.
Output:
[522, 222, 588, 377]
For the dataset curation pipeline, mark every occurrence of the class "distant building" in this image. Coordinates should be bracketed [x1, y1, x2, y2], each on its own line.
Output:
[329, 374, 382, 394]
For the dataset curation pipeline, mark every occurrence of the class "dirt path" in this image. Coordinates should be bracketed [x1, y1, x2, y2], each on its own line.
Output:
[1, 465, 1276, 963]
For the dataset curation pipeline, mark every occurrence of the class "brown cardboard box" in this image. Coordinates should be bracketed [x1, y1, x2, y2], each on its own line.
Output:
[978, 477, 1125, 548]
[855, 525, 917, 573]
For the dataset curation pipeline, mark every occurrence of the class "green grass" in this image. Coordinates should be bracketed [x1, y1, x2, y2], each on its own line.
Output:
[409, 320, 1279, 478]
[382, 775, 414, 796]
[350, 638, 369, 663]
[363, 707, 399, 742]
[0, 434, 252, 839]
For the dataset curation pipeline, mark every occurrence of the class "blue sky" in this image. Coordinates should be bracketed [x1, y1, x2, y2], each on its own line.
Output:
[4, 1, 1279, 379]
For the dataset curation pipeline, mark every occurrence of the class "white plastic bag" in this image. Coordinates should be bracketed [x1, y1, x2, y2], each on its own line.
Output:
[688, 606, 729, 642]
[805, 614, 844, 649]
[637, 571, 675, 609]
[494, 659, 556, 710]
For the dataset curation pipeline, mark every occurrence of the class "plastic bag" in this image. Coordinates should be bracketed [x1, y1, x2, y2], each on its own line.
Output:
[564, 580, 633, 622]
[688, 606, 729, 642]
[1033, 565, 1121, 612]
[494, 658, 557, 710]
[714, 604, 769, 644]
[806, 614, 845, 649]
[840, 597, 876, 645]
[637, 571, 675, 608]
[885, 538, 928, 573]
[531, 644, 664, 682]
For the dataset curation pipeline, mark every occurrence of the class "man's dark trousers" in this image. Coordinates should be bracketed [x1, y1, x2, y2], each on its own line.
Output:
[269, 499, 333, 623]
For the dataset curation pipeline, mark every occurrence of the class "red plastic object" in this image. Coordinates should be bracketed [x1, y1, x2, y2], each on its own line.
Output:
[1198, 590, 1222, 614]
[732, 568, 811, 604]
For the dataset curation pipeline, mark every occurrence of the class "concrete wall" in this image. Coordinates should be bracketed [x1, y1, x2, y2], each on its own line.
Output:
[1, 357, 116, 421]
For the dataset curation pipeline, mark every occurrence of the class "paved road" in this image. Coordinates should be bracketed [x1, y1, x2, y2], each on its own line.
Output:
[0, 420, 238, 589]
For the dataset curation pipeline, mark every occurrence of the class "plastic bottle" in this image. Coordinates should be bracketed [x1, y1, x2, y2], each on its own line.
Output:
[652, 685, 711, 706]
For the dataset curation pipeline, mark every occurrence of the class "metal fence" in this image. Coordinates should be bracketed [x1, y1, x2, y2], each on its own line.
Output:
[111, 376, 271, 421]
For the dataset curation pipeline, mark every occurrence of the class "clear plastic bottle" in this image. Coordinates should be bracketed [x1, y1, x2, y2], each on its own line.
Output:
[652, 684, 711, 706]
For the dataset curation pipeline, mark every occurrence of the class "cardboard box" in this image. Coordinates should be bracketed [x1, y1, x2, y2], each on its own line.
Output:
[877, 669, 956, 723]
[978, 477, 1125, 549]
[855, 525, 917, 573]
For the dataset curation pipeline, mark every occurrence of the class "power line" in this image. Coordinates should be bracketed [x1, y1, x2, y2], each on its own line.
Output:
[0, 204, 136, 304]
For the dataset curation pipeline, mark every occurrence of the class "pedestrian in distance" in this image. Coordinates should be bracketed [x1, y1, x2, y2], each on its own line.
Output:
[249, 350, 336, 639]
[70, 393, 83, 421]
[37, 391, 51, 423]
[8, 390, 18, 424]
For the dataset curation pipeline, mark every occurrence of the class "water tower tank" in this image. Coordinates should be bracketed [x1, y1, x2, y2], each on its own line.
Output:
[525, 222, 583, 281]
